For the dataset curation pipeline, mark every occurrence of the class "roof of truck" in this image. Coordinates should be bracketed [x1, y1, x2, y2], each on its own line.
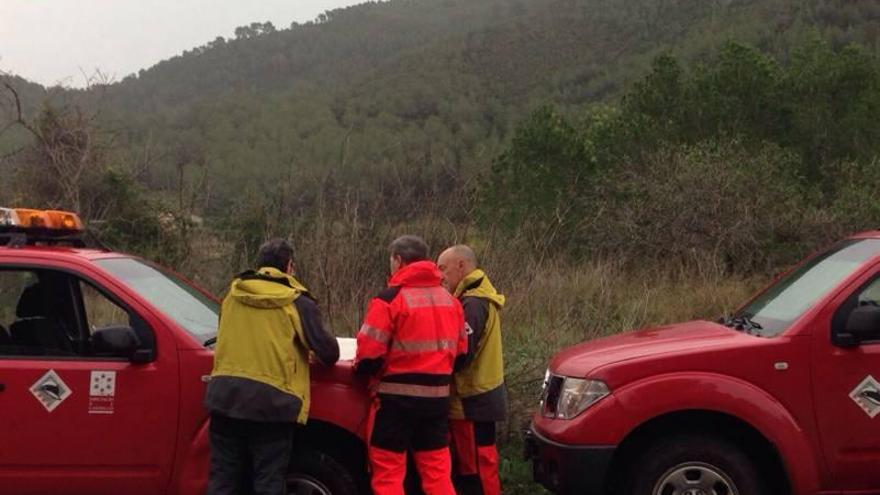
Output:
[0, 245, 129, 261]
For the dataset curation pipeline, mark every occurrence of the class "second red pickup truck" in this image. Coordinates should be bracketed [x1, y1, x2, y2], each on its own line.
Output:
[527, 231, 880, 495]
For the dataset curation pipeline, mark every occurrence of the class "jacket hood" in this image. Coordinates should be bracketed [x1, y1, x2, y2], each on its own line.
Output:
[389, 260, 443, 287]
[455, 269, 505, 308]
[229, 267, 308, 309]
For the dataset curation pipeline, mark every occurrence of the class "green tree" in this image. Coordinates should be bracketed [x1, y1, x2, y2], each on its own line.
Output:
[484, 106, 592, 240]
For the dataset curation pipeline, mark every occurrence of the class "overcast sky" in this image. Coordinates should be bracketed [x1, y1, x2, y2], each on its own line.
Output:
[0, 0, 364, 87]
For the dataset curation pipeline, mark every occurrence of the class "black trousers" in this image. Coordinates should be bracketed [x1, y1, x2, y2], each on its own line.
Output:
[207, 413, 294, 495]
[370, 394, 450, 453]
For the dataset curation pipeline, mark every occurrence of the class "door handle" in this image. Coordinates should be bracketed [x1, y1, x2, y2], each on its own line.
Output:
[0, 383, 5, 392]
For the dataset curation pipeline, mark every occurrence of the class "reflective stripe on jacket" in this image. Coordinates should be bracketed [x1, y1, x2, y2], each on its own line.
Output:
[450, 269, 508, 421]
[355, 260, 467, 398]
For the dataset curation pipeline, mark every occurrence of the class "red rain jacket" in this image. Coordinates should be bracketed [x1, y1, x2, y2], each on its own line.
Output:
[355, 261, 467, 398]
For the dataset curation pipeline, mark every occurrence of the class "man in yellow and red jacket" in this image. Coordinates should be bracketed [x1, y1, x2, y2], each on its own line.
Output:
[355, 235, 468, 495]
[438, 244, 507, 495]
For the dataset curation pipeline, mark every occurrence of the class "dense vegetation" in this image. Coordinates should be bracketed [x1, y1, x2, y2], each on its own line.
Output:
[490, 38, 880, 269]
[2, 1, 880, 491]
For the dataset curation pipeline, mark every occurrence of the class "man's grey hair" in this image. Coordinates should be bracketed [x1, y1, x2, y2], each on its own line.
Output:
[448, 244, 478, 266]
[389, 235, 430, 263]
[256, 238, 294, 272]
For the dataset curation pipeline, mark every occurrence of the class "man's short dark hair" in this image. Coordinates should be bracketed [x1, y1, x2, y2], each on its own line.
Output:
[256, 238, 294, 272]
[389, 235, 429, 264]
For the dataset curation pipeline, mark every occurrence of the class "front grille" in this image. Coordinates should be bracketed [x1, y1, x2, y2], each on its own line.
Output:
[541, 373, 564, 417]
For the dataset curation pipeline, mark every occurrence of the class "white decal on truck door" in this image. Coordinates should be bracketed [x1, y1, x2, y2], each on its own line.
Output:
[30, 370, 72, 412]
[88, 370, 116, 414]
[850, 375, 880, 418]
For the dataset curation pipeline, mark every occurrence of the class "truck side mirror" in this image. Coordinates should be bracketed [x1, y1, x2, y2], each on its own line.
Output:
[92, 325, 143, 360]
[846, 305, 880, 344]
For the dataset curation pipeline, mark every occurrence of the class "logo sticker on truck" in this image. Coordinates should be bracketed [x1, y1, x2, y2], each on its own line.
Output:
[88, 370, 116, 415]
[850, 375, 880, 418]
[30, 370, 72, 413]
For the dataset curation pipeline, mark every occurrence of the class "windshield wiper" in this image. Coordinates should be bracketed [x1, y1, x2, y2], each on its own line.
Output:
[204, 336, 217, 347]
[719, 313, 763, 335]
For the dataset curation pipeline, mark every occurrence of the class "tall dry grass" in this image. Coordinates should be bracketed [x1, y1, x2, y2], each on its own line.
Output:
[489, 255, 762, 437]
[182, 218, 764, 437]
[150, 196, 775, 494]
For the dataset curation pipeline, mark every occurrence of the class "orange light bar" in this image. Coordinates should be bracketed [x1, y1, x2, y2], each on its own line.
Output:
[3, 208, 85, 232]
[46, 210, 84, 231]
[14, 209, 54, 228]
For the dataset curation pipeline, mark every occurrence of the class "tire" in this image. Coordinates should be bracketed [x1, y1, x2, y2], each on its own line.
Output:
[622, 434, 767, 495]
[287, 448, 362, 495]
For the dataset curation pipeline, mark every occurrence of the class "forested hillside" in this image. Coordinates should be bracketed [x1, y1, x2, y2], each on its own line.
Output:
[2, 0, 878, 298]
[79, 0, 880, 220]
[0, 0, 877, 302]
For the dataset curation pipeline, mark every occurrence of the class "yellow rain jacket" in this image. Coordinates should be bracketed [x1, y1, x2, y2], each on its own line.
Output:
[205, 267, 313, 424]
[450, 269, 508, 421]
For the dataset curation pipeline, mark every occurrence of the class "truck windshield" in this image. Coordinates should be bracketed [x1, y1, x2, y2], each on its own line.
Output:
[738, 239, 880, 336]
[95, 257, 219, 343]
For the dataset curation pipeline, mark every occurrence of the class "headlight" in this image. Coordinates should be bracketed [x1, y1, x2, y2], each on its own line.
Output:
[542, 374, 610, 420]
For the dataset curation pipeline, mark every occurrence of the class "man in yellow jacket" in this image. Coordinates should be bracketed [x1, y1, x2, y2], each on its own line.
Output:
[204, 239, 339, 495]
[437, 244, 506, 495]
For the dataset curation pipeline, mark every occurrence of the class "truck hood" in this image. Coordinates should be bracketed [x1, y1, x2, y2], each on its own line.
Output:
[551, 320, 754, 377]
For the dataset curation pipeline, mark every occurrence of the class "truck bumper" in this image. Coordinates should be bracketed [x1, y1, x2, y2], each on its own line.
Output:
[524, 425, 615, 495]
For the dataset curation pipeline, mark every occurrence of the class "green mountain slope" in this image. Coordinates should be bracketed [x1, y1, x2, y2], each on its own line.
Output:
[4, 0, 880, 217]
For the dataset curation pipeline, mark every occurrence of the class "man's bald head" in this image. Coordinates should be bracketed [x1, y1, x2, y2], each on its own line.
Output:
[437, 244, 479, 292]
[446, 244, 477, 266]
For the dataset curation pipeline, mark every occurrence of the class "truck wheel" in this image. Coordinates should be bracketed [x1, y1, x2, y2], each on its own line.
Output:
[287, 449, 361, 495]
[624, 434, 766, 495]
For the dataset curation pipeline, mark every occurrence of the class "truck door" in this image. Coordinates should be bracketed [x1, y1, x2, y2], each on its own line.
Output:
[813, 266, 880, 491]
[0, 265, 179, 495]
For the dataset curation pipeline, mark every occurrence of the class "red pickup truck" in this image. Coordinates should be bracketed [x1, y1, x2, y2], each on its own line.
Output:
[527, 231, 880, 494]
[0, 208, 371, 495]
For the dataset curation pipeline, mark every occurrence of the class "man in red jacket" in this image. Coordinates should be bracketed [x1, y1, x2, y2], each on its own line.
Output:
[355, 235, 468, 495]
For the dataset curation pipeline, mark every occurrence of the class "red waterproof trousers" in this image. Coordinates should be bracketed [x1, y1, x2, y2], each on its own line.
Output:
[450, 419, 501, 495]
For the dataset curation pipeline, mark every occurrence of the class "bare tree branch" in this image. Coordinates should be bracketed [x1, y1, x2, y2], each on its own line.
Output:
[2, 80, 23, 123]
[1, 79, 48, 147]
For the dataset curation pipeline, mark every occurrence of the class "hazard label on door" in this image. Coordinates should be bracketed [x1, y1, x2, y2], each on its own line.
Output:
[850, 375, 880, 419]
[30, 370, 72, 413]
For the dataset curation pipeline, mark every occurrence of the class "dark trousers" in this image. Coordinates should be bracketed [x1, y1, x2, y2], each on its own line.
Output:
[207, 413, 294, 495]
[370, 396, 450, 453]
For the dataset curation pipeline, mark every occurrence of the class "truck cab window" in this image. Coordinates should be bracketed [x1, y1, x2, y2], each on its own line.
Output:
[832, 274, 880, 345]
[0, 271, 37, 351]
[0, 269, 78, 357]
[80, 281, 131, 333]
[0, 268, 153, 359]
[77, 279, 155, 359]
[858, 278, 880, 307]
